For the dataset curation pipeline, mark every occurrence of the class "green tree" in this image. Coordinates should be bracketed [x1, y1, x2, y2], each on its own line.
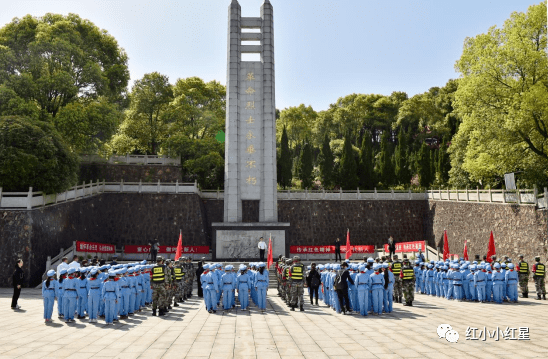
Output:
[109, 72, 173, 155]
[394, 127, 411, 186]
[452, 1, 548, 187]
[0, 13, 129, 115]
[377, 130, 394, 187]
[339, 134, 358, 189]
[276, 104, 317, 149]
[417, 143, 431, 188]
[0, 116, 79, 193]
[318, 134, 334, 189]
[278, 126, 292, 189]
[298, 140, 313, 189]
[358, 130, 376, 189]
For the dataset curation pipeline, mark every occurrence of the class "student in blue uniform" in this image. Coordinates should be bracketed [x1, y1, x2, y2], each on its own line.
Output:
[492, 263, 504, 304]
[255, 263, 269, 312]
[102, 270, 120, 325]
[370, 264, 385, 315]
[118, 267, 130, 319]
[42, 270, 58, 323]
[461, 263, 471, 301]
[452, 263, 464, 301]
[86, 268, 102, 323]
[485, 264, 493, 302]
[355, 265, 371, 316]
[474, 264, 487, 302]
[76, 268, 88, 319]
[57, 268, 67, 319]
[63, 267, 78, 323]
[505, 263, 519, 303]
[221, 265, 234, 311]
[322, 264, 331, 307]
[414, 261, 421, 293]
[127, 268, 137, 315]
[237, 265, 251, 311]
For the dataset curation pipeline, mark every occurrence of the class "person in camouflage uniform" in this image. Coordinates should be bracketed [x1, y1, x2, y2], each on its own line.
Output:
[532, 256, 546, 300]
[164, 260, 174, 310]
[282, 259, 292, 304]
[151, 256, 168, 316]
[186, 257, 195, 298]
[277, 255, 283, 296]
[391, 255, 403, 303]
[400, 258, 415, 306]
[289, 256, 306, 311]
[172, 259, 184, 305]
[517, 254, 530, 298]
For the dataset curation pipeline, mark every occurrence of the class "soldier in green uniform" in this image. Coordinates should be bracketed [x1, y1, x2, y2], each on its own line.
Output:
[289, 256, 306, 311]
[401, 258, 415, 306]
[173, 259, 185, 305]
[164, 260, 173, 311]
[283, 259, 292, 305]
[391, 255, 403, 303]
[532, 256, 546, 300]
[517, 254, 530, 298]
[186, 257, 195, 298]
[180, 257, 188, 301]
[151, 256, 168, 316]
[277, 255, 284, 297]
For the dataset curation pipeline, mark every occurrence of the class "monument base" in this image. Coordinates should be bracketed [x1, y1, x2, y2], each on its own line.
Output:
[211, 222, 290, 261]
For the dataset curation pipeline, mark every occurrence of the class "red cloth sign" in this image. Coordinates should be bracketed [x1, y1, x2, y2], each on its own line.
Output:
[290, 245, 375, 254]
[124, 245, 209, 254]
[76, 241, 115, 253]
[383, 240, 425, 253]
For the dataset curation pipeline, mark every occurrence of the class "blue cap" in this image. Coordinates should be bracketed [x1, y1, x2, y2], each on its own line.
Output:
[373, 263, 381, 271]
[367, 257, 374, 263]
[47, 269, 55, 277]
[108, 270, 116, 277]
[358, 265, 366, 272]
[120, 267, 127, 274]
[508, 263, 514, 269]
[90, 268, 98, 275]
[334, 264, 341, 270]
[259, 263, 266, 268]
[382, 263, 389, 268]
[414, 260, 420, 264]
[141, 260, 147, 265]
[443, 265, 448, 270]
[494, 263, 501, 269]
[225, 265, 231, 270]
[501, 263, 507, 268]
[67, 267, 76, 274]
[239, 264, 247, 271]
[203, 264, 210, 270]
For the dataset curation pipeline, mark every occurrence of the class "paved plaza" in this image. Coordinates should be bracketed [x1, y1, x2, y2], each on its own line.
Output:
[1, 286, 547, 359]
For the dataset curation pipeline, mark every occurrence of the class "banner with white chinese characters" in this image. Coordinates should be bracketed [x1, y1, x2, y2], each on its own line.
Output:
[76, 241, 115, 253]
[290, 245, 375, 254]
[124, 245, 209, 254]
[383, 240, 425, 253]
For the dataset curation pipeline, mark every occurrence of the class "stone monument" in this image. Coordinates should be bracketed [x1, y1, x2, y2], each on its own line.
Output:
[212, 0, 289, 260]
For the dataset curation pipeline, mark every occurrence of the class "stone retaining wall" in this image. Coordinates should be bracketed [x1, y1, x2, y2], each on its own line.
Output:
[79, 163, 182, 183]
[2, 195, 547, 287]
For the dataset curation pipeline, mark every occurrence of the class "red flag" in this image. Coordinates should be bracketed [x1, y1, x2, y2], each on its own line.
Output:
[486, 231, 496, 263]
[345, 228, 352, 260]
[267, 233, 273, 269]
[443, 230, 450, 261]
[175, 230, 183, 260]
[463, 240, 469, 261]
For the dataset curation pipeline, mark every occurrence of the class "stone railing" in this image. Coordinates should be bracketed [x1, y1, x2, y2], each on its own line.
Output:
[427, 187, 547, 208]
[2, 183, 546, 210]
[80, 154, 180, 165]
[0, 180, 198, 210]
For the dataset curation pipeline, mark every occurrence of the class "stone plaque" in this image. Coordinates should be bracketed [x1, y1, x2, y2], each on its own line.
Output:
[216, 230, 285, 260]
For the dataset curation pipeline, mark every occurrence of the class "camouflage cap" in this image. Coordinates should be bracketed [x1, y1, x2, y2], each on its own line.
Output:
[518, 254, 524, 258]
[293, 256, 301, 261]
[156, 256, 164, 262]
[535, 256, 540, 261]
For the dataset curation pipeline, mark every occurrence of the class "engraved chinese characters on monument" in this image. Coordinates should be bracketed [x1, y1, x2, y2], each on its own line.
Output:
[212, 0, 289, 260]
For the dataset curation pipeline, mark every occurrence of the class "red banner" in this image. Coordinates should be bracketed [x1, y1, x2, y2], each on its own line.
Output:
[290, 245, 375, 254]
[383, 240, 425, 253]
[76, 241, 115, 253]
[124, 245, 209, 254]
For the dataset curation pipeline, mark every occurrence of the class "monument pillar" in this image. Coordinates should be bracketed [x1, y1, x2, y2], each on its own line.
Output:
[213, 0, 289, 260]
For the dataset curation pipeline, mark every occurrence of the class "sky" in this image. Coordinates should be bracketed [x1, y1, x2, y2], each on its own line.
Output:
[0, 0, 541, 111]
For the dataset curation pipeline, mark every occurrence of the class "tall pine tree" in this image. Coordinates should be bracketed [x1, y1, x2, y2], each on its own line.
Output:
[278, 126, 292, 189]
[298, 139, 314, 189]
[358, 130, 376, 189]
[417, 143, 431, 188]
[377, 130, 394, 187]
[394, 127, 411, 186]
[318, 134, 334, 189]
[339, 134, 358, 189]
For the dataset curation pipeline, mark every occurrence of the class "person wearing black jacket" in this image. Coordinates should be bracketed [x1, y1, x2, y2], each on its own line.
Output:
[387, 236, 396, 259]
[334, 238, 342, 262]
[306, 263, 321, 306]
[195, 261, 204, 297]
[12, 259, 24, 309]
[336, 262, 354, 314]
